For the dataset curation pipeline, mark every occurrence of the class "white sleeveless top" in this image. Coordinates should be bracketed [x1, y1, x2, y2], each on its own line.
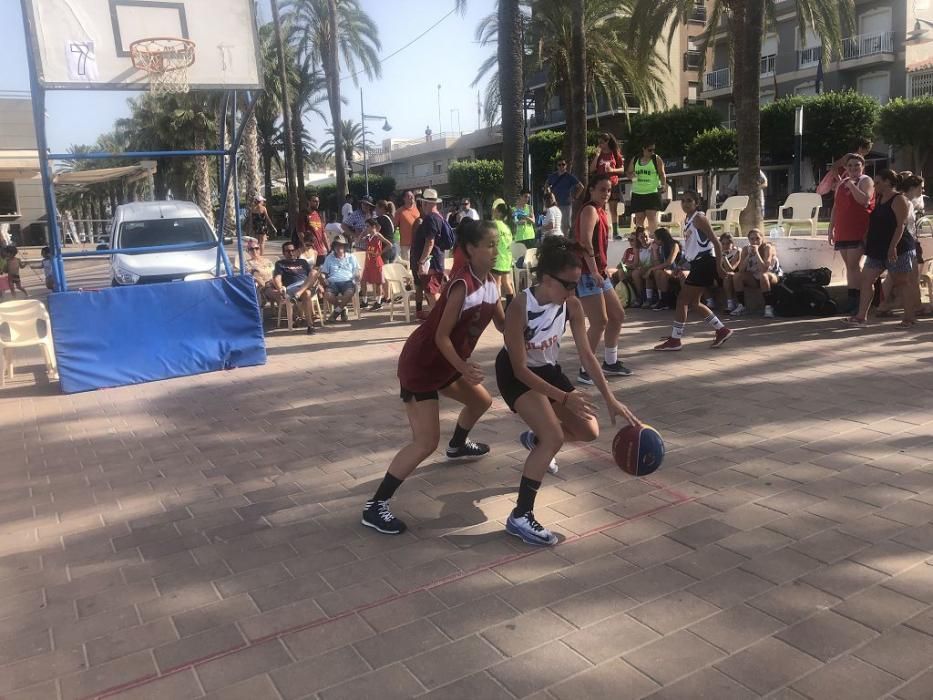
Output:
[682, 212, 715, 262]
[521, 287, 566, 368]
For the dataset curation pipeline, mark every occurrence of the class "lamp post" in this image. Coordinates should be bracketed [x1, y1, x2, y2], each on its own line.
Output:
[794, 105, 804, 193]
[360, 88, 392, 198]
[450, 108, 462, 135]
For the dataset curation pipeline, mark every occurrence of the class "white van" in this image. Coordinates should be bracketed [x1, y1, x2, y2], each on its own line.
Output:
[107, 201, 221, 285]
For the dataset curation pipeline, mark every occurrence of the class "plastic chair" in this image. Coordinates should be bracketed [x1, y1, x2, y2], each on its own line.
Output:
[707, 196, 749, 236]
[276, 292, 324, 330]
[383, 262, 414, 322]
[920, 258, 933, 306]
[0, 300, 58, 386]
[514, 248, 538, 292]
[511, 242, 530, 292]
[658, 200, 686, 233]
[765, 193, 822, 236]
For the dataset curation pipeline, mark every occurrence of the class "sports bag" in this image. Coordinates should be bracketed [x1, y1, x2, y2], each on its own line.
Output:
[783, 268, 832, 289]
[773, 282, 837, 317]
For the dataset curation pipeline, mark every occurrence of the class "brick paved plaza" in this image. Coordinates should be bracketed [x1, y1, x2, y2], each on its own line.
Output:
[2, 269, 933, 699]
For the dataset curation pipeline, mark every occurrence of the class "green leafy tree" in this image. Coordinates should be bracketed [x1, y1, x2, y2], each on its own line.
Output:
[686, 128, 737, 202]
[632, 0, 855, 229]
[449, 160, 506, 215]
[528, 130, 566, 193]
[625, 105, 724, 163]
[877, 97, 933, 175]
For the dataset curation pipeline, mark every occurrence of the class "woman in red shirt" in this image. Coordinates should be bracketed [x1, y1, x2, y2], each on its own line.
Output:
[828, 153, 874, 313]
[590, 133, 626, 239]
[573, 173, 631, 386]
[362, 220, 506, 536]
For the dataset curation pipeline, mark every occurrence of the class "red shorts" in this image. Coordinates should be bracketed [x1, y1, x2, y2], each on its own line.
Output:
[417, 271, 444, 295]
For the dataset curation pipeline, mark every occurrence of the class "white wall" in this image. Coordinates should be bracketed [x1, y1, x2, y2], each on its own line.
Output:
[0, 97, 46, 231]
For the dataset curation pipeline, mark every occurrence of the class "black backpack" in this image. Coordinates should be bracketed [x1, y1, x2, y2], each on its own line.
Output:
[783, 267, 832, 289]
[773, 282, 837, 317]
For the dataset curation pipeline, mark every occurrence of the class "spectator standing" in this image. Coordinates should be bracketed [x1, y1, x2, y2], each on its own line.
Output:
[272, 241, 318, 335]
[340, 193, 354, 221]
[394, 190, 420, 261]
[590, 134, 626, 240]
[545, 159, 583, 235]
[513, 189, 536, 247]
[343, 196, 374, 250]
[40, 246, 55, 291]
[303, 194, 329, 265]
[492, 202, 515, 308]
[246, 194, 275, 257]
[360, 218, 393, 310]
[457, 198, 480, 222]
[411, 188, 447, 319]
[829, 153, 874, 314]
[818, 137, 873, 197]
[627, 142, 667, 235]
[573, 173, 632, 383]
[320, 235, 360, 323]
[375, 200, 397, 263]
[540, 192, 563, 237]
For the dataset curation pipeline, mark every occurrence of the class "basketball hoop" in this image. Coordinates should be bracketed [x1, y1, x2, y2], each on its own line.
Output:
[130, 37, 196, 94]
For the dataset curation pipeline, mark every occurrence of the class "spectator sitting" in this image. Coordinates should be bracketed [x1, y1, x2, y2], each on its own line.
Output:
[715, 233, 742, 312]
[731, 229, 782, 318]
[239, 237, 276, 305]
[620, 228, 654, 308]
[272, 241, 319, 335]
[320, 234, 360, 322]
[648, 228, 682, 311]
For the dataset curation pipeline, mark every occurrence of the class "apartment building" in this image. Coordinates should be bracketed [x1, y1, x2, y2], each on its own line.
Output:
[701, 0, 933, 127]
[0, 93, 44, 246]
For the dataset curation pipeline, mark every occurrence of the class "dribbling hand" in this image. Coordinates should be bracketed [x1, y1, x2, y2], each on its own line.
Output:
[463, 361, 484, 385]
[607, 398, 638, 427]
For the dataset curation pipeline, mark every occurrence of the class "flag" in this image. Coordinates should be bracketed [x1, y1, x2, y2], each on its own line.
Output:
[815, 57, 824, 94]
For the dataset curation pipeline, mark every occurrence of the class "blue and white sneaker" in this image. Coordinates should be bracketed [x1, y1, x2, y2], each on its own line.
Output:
[519, 431, 558, 475]
[506, 511, 558, 546]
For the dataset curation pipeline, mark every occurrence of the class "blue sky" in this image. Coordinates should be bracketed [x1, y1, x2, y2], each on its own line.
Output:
[0, 0, 496, 153]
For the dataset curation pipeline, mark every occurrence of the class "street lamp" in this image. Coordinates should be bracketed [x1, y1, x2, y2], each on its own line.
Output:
[360, 88, 392, 198]
[908, 17, 933, 41]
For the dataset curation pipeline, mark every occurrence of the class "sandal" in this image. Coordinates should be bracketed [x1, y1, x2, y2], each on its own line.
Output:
[842, 317, 868, 327]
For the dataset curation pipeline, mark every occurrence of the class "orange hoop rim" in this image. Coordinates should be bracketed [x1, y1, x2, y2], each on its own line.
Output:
[129, 37, 196, 73]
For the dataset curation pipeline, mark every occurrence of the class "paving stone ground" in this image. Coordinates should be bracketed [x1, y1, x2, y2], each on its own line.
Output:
[2, 263, 933, 699]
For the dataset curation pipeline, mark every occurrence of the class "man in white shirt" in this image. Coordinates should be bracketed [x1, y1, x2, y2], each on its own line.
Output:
[457, 198, 480, 222]
[340, 194, 354, 221]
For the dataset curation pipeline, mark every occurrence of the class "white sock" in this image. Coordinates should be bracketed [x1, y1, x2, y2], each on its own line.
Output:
[671, 321, 686, 339]
[646, 289, 656, 300]
[604, 346, 618, 365]
[704, 314, 725, 330]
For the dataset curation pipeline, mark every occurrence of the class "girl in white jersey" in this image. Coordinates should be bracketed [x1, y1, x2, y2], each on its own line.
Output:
[655, 191, 733, 351]
[496, 236, 634, 546]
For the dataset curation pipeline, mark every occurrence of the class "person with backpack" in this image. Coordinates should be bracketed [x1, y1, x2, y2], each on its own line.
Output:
[411, 188, 453, 321]
[627, 141, 667, 235]
[655, 190, 733, 351]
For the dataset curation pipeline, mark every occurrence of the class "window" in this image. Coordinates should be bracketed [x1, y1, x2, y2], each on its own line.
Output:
[688, 82, 699, 101]
[858, 72, 890, 104]
[910, 70, 933, 98]
[0, 182, 17, 217]
[118, 218, 214, 249]
[797, 27, 822, 68]
[760, 91, 775, 105]
[433, 161, 444, 175]
[795, 83, 817, 96]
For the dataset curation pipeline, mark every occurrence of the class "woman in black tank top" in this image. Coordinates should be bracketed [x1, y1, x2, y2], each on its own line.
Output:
[845, 170, 915, 327]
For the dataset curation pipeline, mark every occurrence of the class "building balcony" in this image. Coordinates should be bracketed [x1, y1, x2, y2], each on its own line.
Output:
[689, 3, 707, 24]
[760, 54, 776, 77]
[702, 67, 732, 95]
[840, 31, 895, 66]
[798, 46, 822, 70]
[683, 50, 702, 71]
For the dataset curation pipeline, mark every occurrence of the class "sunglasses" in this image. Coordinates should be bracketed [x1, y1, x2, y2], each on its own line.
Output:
[548, 273, 578, 291]
[247, 247, 259, 251]
[283, 248, 296, 253]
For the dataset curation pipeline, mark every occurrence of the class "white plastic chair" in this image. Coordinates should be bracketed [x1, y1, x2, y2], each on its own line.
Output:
[658, 199, 686, 233]
[276, 293, 324, 330]
[707, 196, 750, 236]
[511, 242, 530, 292]
[514, 248, 538, 292]
[383, 263, 414, 322]
[767, 193, 822, 236]
[0, 300, 58, 386]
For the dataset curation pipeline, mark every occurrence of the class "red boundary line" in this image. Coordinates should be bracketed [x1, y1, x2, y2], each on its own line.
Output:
[89, 476, 692, 699]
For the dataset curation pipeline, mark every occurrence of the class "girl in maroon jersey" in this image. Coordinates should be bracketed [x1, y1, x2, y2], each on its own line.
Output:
[362, 220, 506, 535]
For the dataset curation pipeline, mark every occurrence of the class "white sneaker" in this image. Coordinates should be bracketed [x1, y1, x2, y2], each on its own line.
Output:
[763, 305, 775, 318]
[730, 304, 746, 316]
[506, 511, 558, 546]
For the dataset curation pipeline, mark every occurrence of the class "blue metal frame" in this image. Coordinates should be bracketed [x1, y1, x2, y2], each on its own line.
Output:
[20, 0, 260, 292]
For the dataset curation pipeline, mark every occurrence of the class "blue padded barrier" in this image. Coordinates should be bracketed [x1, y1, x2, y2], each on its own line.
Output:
[49, 275, 266, 394]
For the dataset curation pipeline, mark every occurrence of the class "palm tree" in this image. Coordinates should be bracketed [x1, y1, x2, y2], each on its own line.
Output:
[631, 0, 853, 229]
[569, 0, 586, 182]
[320, 119, 365, 179]
[498, 1, 524, 203]
[285, 0, 381, 199]
[288, 52, 328, 210]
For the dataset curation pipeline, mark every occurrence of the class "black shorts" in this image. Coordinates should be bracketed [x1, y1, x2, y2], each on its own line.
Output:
[399, 374, 460, 403]
[685, 254, 717, 288]
[495, 349, 574, 412]
[834, 240, 863, 251]
[630, 191, 662, 213]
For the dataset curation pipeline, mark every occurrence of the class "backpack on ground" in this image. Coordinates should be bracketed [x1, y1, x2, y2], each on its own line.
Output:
[773, 282, 837, 317]
[783, 267, 832, 288]
[432, 212, 457, 251]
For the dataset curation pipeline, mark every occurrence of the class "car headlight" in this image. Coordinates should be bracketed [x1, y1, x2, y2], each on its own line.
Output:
[114, 267, 140, 285]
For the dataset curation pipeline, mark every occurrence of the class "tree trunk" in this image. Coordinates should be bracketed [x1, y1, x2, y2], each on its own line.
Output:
[193, 134, 214, 228]
[569, 0, 587, 188]
[269, 0, 299, 234]
[292, 101, 308, 213]
[498, 0, 524, 203]
[732, 0, 765, 231]
[242, 111, 262, 199]
[262, 150, 274, 201]
[327, 0, 347, 199]
[222, 112, 237, 236]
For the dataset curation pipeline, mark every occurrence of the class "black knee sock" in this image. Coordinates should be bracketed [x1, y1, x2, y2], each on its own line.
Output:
[449, 423, 471, 448]
[514, 475, 542, 517]
[737, 291, 746, 305]
[505, 294, 514, 309]
[372, 473, 403, 502]
[763, 290, 775, 305]
[416, 299, 423, 312]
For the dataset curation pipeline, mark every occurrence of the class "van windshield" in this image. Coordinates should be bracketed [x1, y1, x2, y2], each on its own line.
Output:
[119, 218, 215, 249]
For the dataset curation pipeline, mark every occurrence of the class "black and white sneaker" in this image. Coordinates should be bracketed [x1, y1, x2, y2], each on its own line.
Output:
[328, 309, 340, 322]
[360, 300, 370, 308]
[577, 369, 594, 386]
[370, 301, 383, 311]
[506, 511, 558, 546]
[361, 500, 407, 534]
[520, 431, 558, 475]
[340, 308, 349, 322]
[445, 439, 490, 460]
[602, 361, 633, 377]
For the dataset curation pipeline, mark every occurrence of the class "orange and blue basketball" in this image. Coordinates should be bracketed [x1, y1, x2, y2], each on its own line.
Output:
[612, 423, 665, 476]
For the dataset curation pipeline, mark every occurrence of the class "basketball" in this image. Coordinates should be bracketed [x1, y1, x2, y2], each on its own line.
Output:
[612, 423, 665, 476]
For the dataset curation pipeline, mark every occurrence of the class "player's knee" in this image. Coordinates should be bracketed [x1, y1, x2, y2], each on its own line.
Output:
[578, 419, 599, 443]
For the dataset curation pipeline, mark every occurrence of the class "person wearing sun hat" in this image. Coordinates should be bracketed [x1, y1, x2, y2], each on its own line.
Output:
[319, 234, 361, 322]
[411, 188, 447, 320]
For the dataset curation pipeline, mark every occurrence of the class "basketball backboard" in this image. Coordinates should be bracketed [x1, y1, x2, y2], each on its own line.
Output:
[21, 0, 262, 90]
